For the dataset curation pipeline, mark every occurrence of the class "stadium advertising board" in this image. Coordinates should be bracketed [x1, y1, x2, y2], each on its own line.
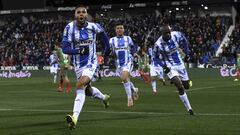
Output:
[220, 67, 238, 77]
[100, 69, 141, 77]
[0, 70, 31, 78]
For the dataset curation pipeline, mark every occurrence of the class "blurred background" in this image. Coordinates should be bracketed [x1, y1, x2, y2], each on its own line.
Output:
[0, 1, 240, 135]
[0, 0, 239, 69]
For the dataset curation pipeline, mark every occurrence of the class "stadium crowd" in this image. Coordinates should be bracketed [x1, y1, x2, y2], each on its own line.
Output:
[219, 22, 240, 65]
[0, 9, 235, 68]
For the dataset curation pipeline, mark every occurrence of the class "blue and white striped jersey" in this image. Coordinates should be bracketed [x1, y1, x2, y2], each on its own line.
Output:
[109, 36, 134, 68]
[62, 21, 106, 68]
[49, 54, 58, 68]
[153, 31, 189, 68]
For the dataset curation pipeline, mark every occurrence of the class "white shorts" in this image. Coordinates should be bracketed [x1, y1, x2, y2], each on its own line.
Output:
[50, 66, 58, 74]
[167, 66, 189, 81]
[116, 62, 131, 77]
[150, 64, 164, 79]
[74, 64, 97, 80]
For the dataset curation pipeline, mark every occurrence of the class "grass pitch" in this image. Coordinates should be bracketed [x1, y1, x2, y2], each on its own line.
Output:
[0, 70, 239, 135]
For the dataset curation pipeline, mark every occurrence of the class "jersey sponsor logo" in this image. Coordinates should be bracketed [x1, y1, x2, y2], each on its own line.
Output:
[115, 47, 128, 51]
[75, 40, 93, 46]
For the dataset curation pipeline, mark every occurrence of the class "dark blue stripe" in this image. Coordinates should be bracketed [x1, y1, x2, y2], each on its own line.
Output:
[117, 37, 124, 47]
[112, 38, 114, 48]
[96, 23, 103, 31]
[92, 26, 95, 64]
[80, 28, 89, 40]
[118, 51, 125, 66]
[79, 54, 88, 67]
[63, 25, 70, 42]
[169, 39, 180, 64]
[173, 35, 178, 42]
[72, 23, 77, 66]
[171, 52, 180, 64]
[66, 25, 70, 37]
[112, 38, 115, 54]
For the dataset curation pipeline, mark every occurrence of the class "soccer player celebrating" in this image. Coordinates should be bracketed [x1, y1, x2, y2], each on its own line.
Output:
[61, 5, 111, 129]
[109, 22, 139, 107]
[49, 50, 58, 84]
[153, 24, 194, 115]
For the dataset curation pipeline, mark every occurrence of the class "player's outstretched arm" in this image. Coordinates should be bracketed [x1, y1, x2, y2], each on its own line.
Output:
[61, 41, 80, 55]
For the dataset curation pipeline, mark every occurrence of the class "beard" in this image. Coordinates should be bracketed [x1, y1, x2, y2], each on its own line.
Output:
[76, 18, 86, 27]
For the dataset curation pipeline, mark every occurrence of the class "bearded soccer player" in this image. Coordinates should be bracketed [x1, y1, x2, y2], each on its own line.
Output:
[61, 5, 111, 129]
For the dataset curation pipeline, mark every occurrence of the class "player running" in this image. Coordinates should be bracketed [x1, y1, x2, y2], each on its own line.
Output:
[109, 22, 139, 107]
[153, 24, 194, 115]
[61, 5, 111, 129]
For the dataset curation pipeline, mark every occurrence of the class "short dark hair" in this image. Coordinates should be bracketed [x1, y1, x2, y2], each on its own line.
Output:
[115, 21, 124, 27]
[160, 24, 171, 33]
[75, 4, 87, 11]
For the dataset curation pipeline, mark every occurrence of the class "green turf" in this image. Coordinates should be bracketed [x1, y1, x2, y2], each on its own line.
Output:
[0, 70, 239, 135]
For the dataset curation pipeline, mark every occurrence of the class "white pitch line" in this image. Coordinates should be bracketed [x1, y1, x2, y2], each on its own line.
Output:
[187, 86, 215, 92]
[0, 108, 240, 116]
[181, 84, 240, 92]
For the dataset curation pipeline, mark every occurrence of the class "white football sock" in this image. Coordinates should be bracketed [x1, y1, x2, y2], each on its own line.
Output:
[151, 80, 157, 92]
[179, 92, 192, 111]
[91, 86, 105, 100]
[123, 82, 132, 100]
[73, 89, 85, 120]
[53, 74, 57, 83]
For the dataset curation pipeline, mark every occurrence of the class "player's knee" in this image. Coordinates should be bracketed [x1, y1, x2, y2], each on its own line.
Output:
[121, 75, 129, 83]
[171, 76, 185, 95]
[182, 81, 190, 90]
[76, 76, 91, 89]
[176, 84, 185, 95]
[122, 78, 128, 83]
[76, 81, 87, 89]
